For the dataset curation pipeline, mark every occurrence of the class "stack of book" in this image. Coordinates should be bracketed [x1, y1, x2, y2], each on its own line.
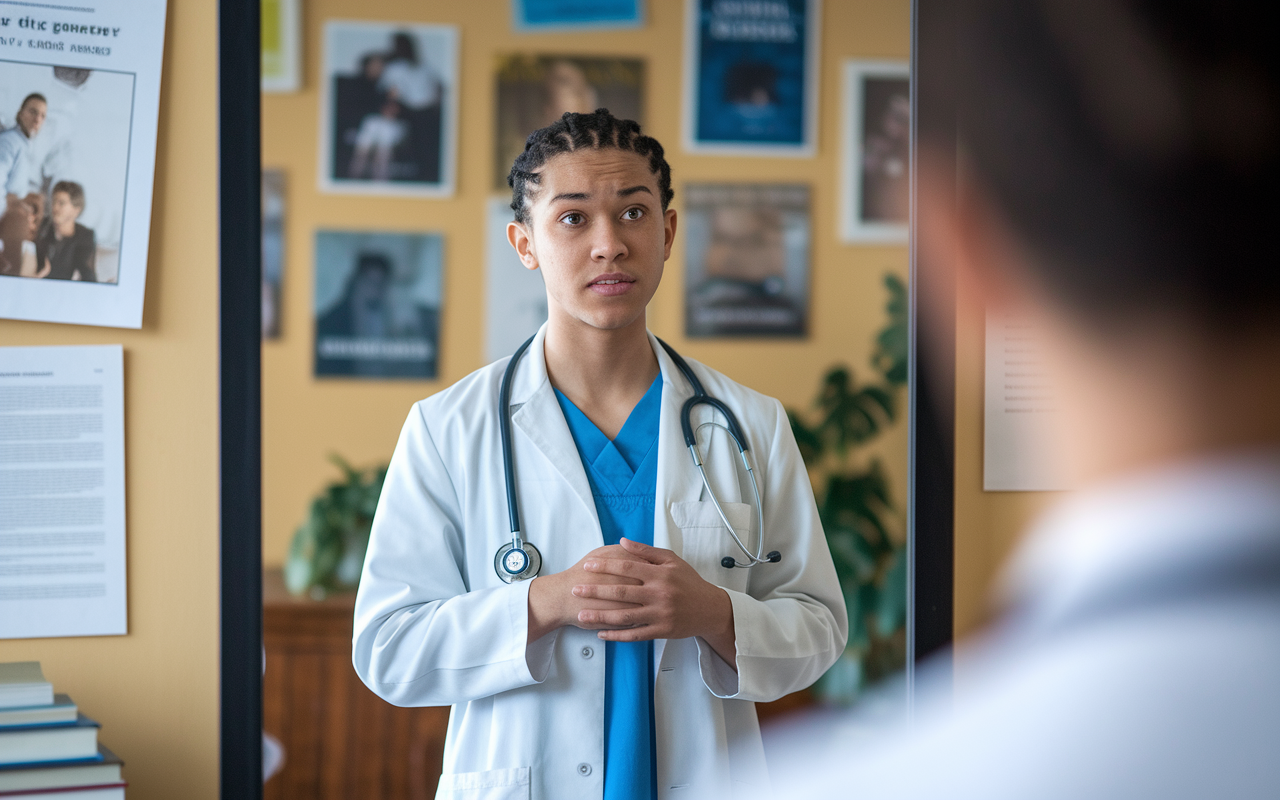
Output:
[0, 663, 125, 799]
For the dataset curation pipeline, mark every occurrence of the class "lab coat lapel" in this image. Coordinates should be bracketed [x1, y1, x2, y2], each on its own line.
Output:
[649, 332, 707, 674]
[509, 326, 600, 531]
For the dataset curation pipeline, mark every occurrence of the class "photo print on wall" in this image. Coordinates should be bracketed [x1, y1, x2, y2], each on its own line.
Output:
[320, 21, 458, 197]
[494, 53, 645, 192]
[512, 0, 644, 31]
[314, 230, 443, 380]
[841, 60, 909, 243]
[261, 169, 285, 339]
[684, 183, 810, 338]
[0, 0, 168, 328]
[683, 0, 820, 156]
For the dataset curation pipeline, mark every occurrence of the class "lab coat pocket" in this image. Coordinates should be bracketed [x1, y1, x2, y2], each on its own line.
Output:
[435, 766, 530, 800]
[669, 500, 752, 592]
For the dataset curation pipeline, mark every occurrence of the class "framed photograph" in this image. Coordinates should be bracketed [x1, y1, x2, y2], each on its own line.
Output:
[494, 54, 645, 192]
[512, 0, 644, 31]
[484, 198, 548, 363]
[682, 0, 820, 157]
[314, 230, 444, 380]
[0, 0, 168, 329]
[261, 170, 285, 339]
[684, 183, 810, 338]
[319, 21, 458, 197]
[262, 0, 302, 93]
[841, 60, 910, 243]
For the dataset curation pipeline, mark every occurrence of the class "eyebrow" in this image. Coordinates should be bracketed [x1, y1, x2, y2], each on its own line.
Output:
[548, 186, 654, 203]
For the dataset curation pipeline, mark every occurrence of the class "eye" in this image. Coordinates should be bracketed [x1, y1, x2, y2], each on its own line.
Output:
[560, 212, 584, 226]
[622, 207, 644, 221]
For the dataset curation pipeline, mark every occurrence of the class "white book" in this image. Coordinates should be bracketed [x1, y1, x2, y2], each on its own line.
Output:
[0, 715, 99, 766]
[0, 744, 122, 793]
[0, 784, 124, 799]
[0, 695, 78, 730]
[0, 664, 53, 711]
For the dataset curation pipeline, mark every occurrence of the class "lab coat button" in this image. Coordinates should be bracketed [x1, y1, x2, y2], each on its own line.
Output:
[581, 646, 594, 659]
[577, 763, 593, 776]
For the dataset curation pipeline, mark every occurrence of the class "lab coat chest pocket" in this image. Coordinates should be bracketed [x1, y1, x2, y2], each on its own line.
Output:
[435, 766, 530, 800]
[669, 500, 752, 593]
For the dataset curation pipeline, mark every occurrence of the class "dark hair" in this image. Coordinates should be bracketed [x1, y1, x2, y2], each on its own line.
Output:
[51, 180, 85, 210]
[354, 252, 392, 279]
[950, 0, 1280, 328]
[20, 93, 46, 112]
[390, 33, 418, 65]
[507, 108, 674, 225]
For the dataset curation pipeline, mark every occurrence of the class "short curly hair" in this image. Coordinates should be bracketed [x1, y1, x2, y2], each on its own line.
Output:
[507, 108, 674, 225]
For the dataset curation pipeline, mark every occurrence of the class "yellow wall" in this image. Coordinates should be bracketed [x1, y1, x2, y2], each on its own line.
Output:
[952, 265, 1061, 640]
[262, 0, 913, 567]
[0, 4, 220, 798]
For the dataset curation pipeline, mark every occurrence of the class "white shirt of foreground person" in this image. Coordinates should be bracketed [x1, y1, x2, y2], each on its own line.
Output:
[763, 453, 1280, 800]
[353, 324, 847, 800]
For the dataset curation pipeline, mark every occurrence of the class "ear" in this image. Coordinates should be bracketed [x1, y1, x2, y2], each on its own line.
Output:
[507, 221, 539, 272]
[662, 209, 678, 261]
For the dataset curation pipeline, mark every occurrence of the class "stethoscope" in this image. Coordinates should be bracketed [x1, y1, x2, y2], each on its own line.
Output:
[494, 334, 781, 583]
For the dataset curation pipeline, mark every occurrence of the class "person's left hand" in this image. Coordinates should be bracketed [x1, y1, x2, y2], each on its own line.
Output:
[572, 538, 736, 666]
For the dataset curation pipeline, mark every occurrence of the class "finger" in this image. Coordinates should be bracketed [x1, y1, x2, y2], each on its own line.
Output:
[578, 607, 649, 629]
[597, 625, 663, 642]
[573, 583, 645, 603]
[582, 557, 652, 580]
[617, 538, 672, 563]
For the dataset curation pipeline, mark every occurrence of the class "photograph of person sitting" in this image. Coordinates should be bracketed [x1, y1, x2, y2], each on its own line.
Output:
[35, 180, 96, 282]
[0, 92, 47, 277]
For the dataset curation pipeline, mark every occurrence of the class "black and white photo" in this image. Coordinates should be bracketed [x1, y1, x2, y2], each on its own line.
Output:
[840, 60, 909, 242]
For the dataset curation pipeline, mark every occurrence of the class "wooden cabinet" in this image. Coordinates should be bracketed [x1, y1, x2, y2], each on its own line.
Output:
[263, 569, 811, 799]
[263, 570, 449, 800]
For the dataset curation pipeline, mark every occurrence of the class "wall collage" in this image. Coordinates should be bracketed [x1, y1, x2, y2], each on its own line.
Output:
[260, 0, 909, 380]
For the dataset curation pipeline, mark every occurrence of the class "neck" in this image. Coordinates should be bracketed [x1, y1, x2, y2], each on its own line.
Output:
[543, 312, 659, 439]
[56, 219, 75, 237]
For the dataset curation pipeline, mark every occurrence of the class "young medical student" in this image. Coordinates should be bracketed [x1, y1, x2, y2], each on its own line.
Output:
[352, 109, 847, 800]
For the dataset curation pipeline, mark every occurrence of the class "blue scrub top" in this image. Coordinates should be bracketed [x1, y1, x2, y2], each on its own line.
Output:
[555, 376, 662, 800]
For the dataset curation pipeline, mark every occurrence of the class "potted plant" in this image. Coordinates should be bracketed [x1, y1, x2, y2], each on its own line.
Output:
[285, 455, 387, 598]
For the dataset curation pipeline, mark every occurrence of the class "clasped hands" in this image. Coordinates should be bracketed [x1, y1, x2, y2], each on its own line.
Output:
[527, 538, 737, 666]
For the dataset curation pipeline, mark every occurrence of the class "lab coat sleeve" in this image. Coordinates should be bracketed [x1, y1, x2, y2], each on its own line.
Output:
[352, 402, 548, 707]
[695, 398, 849, 701]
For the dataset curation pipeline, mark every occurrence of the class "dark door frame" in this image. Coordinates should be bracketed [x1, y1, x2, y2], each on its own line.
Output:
[220, 0, 263, 797]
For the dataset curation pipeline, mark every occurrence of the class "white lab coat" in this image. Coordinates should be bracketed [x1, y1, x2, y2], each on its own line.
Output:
[353, 326, 847, 800]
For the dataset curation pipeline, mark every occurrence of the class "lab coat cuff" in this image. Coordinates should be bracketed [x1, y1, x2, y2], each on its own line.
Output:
[510, 578, 559, 683]
[695, 636, 741, 698]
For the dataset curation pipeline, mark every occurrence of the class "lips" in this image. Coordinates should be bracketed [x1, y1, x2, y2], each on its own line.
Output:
[588, 273, 636, 296]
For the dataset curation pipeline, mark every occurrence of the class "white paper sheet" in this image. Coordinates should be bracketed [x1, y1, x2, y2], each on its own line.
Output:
[484, 198, 547, 364]
[0, 345, 127, 639]
[0, 0, 168, 328]
[983, 312, 1068, 491]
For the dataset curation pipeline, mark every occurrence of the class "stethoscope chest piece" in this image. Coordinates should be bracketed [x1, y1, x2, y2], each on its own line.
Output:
[494, 540, 542, 583]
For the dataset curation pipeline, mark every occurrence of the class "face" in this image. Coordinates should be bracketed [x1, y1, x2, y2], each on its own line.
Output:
[51, 192, 81, 227]
[17, 99, 46, 137]
[507, 148, 677, 334]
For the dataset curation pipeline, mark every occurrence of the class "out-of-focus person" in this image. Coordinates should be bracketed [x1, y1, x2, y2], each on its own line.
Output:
[0, 92, 47, 276]
[769, 2, 1280, 798]
[35, 180, 96, 282]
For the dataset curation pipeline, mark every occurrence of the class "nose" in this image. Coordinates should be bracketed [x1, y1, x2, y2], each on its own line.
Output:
[589, 219, 627, 263]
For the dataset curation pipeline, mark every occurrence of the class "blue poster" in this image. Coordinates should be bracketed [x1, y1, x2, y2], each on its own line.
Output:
[686, 0, 817, 154]
[513, 0, 644, 31]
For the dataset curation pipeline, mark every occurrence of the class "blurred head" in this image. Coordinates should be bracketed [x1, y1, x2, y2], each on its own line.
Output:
[16, 94, 47, 137]
[919, 0, 1280, 481]
[50, 181, 85, 226]
[349, 253, 392, 308]
[390, 33, 418, 65]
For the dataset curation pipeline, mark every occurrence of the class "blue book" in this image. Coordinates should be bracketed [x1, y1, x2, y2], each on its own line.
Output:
[0, 714, 100, 767]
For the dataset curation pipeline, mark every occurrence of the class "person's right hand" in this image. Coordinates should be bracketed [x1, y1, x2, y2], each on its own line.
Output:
[527, 544, 645, 642]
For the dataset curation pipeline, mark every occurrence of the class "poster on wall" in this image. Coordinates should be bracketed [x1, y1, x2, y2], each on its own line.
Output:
[320, 21, 458, 198]
[0, 345, 128, 639]
[261, 0, 301, 93]
[683, 0, 819, 156]
[314, 230, 443, 380]
[684, 183, 809, 338]
[485, 198, 547, 363]
[841, 61, 909, 243]
[0, 0, 168, 329]
[261, 170, 284, 339]
[512, 0, 644, 31]
[494, 54, 645, 192]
